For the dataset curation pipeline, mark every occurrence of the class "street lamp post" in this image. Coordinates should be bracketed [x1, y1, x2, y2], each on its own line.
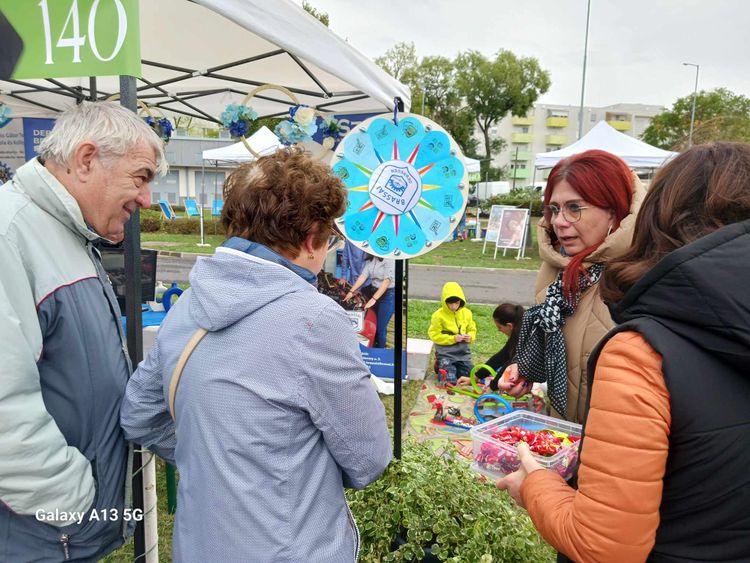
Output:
[683, 62, 700, 147]
[578, 0, 592, 140]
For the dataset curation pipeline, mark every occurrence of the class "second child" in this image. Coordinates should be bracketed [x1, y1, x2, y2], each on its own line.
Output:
[428, 282, 477, 384]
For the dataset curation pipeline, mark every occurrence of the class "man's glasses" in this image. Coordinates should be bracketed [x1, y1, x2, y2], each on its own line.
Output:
[545, 202, 590, 224]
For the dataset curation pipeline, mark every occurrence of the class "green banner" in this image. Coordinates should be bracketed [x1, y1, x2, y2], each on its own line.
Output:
[0, 0, 140, 80]
[468, 171, 481, 183]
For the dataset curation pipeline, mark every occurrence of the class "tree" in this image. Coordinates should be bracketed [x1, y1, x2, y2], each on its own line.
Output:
[456, 50, 550, 173]
[375, 47, 478, 156]
[641, 88, 750, 150]
[414, 56, 479, 156]
[302, 1, 329, 27]
[374, 41, 418, 82]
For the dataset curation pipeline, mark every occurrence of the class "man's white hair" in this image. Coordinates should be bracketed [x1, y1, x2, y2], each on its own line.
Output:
[38, 101, 168, 176]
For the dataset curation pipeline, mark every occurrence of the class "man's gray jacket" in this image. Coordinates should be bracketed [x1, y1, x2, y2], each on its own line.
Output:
[0, 160, 133, 561]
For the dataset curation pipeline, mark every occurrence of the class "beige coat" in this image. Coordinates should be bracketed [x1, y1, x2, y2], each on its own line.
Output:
[534, 174, 646, 423]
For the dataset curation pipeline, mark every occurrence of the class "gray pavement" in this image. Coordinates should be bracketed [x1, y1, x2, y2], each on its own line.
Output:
[156, 254, 538, 306]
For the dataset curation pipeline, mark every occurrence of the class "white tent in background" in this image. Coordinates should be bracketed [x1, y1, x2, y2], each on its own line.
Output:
[535, 121, 677, 169]
[202, 126, 281, 165]
[465, 156, 481, 173]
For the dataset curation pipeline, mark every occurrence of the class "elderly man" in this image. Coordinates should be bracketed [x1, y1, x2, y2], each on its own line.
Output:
[0, 102, 166, 561]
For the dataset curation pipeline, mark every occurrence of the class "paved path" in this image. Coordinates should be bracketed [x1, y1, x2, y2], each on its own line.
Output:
[156, 255, 538, 306]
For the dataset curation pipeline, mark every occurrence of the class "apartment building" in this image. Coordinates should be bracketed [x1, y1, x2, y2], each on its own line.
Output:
[481, 102, 665, 182]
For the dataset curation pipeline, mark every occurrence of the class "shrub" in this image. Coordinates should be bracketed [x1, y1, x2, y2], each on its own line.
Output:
[163, 218, 201, 235]
[346, 439, 555, 562]
[140, 216, 162, 233]
[482, 195, 544, 216]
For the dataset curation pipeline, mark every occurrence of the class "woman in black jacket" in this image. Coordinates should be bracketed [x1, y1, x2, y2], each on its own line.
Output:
[457, 303, 525, 390]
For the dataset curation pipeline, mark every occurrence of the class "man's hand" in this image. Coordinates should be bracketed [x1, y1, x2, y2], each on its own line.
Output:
[496, 442, 544, 508]
[496, 363, 530, 397]
[344, 291, 353, 302]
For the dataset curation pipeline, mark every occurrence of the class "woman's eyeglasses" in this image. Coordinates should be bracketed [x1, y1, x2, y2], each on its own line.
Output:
[545, 202, 590, 223]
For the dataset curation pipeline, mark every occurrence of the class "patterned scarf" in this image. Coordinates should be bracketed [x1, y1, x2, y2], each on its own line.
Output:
[515, 263, 605, 416]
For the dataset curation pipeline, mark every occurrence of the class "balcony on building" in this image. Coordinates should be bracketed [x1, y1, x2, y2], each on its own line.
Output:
[511, 132, 534, 144]
[545, 134, 567, 145]
[510, 168, 530, 180]
[511, 115, 534, 126]
[546, 116, 569, 128]
[546, 109, 569, 129]
[606, 112, 632, 132]
[510, 151, 532, 161]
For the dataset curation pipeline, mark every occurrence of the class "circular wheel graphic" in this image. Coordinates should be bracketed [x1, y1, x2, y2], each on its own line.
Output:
[331, 114, 469, 259]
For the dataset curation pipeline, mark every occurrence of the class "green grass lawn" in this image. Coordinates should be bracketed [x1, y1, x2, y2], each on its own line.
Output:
[141, 232, 225, 254]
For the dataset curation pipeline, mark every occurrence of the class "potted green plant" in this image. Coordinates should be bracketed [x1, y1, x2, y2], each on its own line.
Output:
[347, 439, 555, 562]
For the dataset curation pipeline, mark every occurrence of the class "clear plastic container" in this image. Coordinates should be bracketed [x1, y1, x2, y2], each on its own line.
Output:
[470, 410, 582, 481]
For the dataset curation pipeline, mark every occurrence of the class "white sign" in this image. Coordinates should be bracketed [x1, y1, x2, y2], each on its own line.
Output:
[481, 205, 517, 254]
[494, 208, 530, 259]
[345, 310, 365, 332]
[0, 119, 25, 184]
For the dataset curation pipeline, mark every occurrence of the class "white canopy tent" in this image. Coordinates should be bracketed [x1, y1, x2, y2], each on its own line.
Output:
[202, 126, 281, 165]
[0, 0, 411, 120]
[466, 156, 481, 173]
[535, 121, 677, 169]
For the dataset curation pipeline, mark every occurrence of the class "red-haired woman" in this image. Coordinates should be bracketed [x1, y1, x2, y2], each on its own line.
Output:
[498, 142, 750, 563]
[500, 149, 645, 423]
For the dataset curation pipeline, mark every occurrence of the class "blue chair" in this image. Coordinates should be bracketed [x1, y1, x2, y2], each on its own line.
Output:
[158, 199, 181, 220]
[184, 198, 201, 217]
[211, 199, 224, 217]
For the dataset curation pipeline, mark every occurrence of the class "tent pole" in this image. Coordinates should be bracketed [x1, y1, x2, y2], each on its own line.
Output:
[393, 260, 404, 459]
[119, 75, 149, 563]
[197, 160, 209, 246]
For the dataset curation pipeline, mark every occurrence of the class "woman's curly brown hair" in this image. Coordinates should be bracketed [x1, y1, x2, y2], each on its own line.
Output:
[221, 147, 347, 257]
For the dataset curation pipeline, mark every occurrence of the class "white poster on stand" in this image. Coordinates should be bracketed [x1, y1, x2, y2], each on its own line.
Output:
[494, 208, 530, 259]
[481, 204, 517, 254]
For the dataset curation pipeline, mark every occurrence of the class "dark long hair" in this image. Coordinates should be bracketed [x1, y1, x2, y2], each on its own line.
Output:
[601, 142, 750, 303]
[544, 149, 633, 299]
[493, 303, 526, 356]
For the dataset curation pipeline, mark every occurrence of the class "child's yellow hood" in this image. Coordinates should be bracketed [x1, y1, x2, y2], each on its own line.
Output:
[441, 281, 467, 313]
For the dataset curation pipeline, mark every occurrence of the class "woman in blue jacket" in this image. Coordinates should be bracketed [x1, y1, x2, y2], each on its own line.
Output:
[121, 148, 392, 563]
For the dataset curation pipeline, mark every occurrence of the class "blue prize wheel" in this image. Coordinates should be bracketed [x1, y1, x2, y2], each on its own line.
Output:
[331, 114, 469, 259]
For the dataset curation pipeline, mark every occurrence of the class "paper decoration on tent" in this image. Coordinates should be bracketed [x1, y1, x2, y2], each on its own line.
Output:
[331, 113, 468, 259]
[105, 95, 174, 143]
[220, 83, 339, 160]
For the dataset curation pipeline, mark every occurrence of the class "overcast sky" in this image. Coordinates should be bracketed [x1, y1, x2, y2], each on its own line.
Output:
[297, 0, 749, 110]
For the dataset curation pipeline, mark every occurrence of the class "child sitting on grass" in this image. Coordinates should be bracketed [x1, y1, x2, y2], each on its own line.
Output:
[428, 282, 477, 384]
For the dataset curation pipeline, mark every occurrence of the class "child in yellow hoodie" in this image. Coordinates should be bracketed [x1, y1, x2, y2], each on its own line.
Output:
[428, 282, 477, 384]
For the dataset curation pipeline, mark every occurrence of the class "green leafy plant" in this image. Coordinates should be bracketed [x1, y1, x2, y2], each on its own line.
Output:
[347, 439, 555, 562]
